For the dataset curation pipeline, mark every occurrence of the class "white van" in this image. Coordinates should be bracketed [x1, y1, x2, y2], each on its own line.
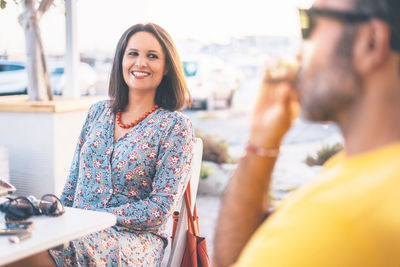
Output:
[182, 55, 242, 110]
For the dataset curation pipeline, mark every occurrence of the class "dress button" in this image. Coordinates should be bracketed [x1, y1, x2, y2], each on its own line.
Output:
[109, 189, 113, 194]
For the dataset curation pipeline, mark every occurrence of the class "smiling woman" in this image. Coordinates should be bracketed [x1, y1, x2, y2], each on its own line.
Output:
[109, 24, 190, 113]
[7, 23, 195, 267]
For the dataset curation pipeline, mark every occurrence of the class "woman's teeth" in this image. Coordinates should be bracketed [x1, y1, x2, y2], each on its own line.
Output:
[132, 71, 150, 77]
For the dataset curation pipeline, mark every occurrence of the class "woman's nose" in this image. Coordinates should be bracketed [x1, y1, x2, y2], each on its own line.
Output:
[135, 55, 146, 67]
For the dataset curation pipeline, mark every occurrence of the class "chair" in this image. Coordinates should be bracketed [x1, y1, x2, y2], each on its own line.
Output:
[166, 138, 203, 267]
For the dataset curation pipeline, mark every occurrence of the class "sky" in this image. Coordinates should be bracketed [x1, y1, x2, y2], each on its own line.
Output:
[0, 0, 313, 57]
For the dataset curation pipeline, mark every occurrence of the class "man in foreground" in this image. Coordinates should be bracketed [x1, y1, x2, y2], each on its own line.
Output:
[214, 0, 400, 266]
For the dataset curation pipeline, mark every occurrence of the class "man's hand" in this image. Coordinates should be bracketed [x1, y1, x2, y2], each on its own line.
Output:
[250, 60, 300, 149]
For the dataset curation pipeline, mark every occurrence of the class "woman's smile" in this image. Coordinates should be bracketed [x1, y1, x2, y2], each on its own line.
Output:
[131, 71, 151, 78]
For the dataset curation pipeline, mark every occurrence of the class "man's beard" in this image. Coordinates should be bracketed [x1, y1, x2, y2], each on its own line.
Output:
[296, 28, 363, 123]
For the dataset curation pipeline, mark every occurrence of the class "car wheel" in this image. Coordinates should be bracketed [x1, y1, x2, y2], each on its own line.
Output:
[201, 100, 208, 110]
[226, 91, 234, 108]
[205, 97, 214, 111]
[86, 85, 96, 96]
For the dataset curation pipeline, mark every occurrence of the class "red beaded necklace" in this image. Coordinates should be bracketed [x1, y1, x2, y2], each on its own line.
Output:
[116, 105, 159, 129]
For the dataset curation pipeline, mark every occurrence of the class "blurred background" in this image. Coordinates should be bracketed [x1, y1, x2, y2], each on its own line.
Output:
[0, 0, 307, 99]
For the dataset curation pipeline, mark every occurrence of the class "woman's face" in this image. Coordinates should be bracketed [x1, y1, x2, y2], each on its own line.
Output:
[122, 31, 167, 94]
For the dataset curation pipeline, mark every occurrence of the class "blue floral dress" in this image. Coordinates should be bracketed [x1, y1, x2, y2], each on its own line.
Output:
[49, 100, 194, 267]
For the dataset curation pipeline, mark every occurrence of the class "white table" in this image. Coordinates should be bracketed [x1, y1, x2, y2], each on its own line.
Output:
[0, 207, 116, 265]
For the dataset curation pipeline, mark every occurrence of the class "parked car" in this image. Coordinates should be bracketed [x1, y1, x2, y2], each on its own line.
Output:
[182, 55, 242, 110]
[0, 60, 98, 96]
[48, 61, 98, 96]
[0, 60, 28, 95]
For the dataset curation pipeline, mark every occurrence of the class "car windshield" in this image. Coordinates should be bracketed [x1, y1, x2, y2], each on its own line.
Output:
[183, 61, 198, 77]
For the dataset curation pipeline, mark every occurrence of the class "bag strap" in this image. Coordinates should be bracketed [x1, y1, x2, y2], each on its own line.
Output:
[184, 181, 200, 236]
[171, 180, 200, 243]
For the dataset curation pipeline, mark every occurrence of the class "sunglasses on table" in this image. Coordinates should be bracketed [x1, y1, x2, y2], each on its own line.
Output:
[298, 7, 400, 51]
[0, 194, 65, 221]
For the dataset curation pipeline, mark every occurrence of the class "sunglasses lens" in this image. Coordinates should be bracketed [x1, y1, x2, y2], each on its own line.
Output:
[6, 198, 34, 220]
[39, 194, 65, 216]
[299, 9, 312, 39]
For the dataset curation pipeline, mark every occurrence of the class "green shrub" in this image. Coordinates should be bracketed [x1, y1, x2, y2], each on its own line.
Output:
[306, 142, 343, 166]
[196, 129, 229, 164]
[200, 164, 215, 180]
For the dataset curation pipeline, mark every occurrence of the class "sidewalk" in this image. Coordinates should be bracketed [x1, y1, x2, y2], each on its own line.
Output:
[196, 195, 222, 260]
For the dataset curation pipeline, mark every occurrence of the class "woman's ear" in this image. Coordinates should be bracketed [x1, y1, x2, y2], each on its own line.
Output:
[164, 66, 169, 76]
[353, 19, 391, 75]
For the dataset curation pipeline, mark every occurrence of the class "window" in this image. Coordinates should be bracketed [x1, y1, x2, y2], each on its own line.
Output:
[183, 61, 198, 77]
[51, 67, 64, 75]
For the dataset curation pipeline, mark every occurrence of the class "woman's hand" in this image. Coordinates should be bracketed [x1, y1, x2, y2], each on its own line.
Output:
[250, 60, 300, 149]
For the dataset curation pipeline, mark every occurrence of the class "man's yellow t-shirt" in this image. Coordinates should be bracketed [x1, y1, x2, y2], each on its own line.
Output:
[234, 143, 400, 267]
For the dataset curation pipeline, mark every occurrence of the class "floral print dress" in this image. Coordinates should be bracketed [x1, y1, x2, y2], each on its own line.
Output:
[49, 100, 194, 267]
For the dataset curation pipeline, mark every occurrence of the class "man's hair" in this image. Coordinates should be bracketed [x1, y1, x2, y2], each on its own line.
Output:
[353, 0, 388, 14]
[353, 0, 400, 52]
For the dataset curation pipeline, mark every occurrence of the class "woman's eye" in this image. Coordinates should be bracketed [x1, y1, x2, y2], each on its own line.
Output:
[128, 52, 138, 56]
[148, 54, 158, 59]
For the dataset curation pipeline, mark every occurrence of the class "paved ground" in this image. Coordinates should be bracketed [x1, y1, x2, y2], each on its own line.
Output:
[195, 195, 222, 260]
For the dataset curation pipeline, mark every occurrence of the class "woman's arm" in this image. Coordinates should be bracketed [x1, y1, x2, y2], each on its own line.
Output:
[104, 116, 195, 230]
[60, 103, 100, 207]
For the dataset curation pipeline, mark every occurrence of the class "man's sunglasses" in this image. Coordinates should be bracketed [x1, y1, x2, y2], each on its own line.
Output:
[298, 8, 400, 51]
[0, 194, 65, 221]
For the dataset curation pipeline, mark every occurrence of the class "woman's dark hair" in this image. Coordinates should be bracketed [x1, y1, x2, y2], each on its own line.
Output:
[108, 23, 191, 113]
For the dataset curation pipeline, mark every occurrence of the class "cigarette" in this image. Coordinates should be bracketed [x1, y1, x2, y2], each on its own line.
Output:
[8, 231, 32, 243]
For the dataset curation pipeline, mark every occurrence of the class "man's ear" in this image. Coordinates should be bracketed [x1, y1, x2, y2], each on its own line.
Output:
[353, 19, 391, 74]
